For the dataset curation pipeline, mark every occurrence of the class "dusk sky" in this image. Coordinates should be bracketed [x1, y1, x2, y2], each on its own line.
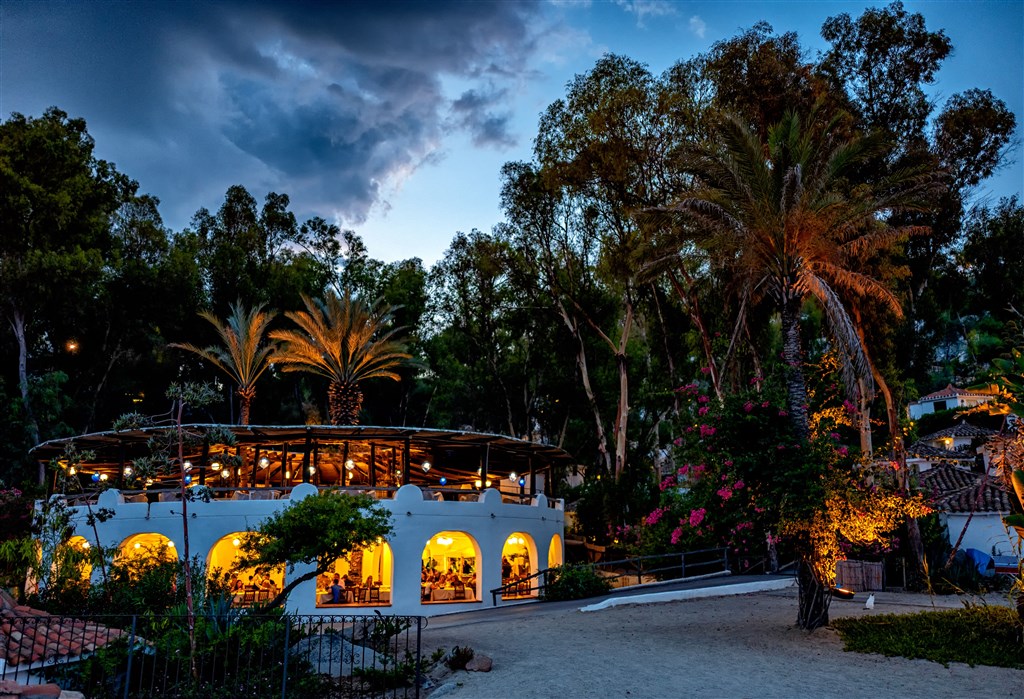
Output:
[2, 1, 1021, 265]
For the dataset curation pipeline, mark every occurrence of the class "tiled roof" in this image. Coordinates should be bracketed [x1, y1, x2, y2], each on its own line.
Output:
[919, 422, 997, 442]
[919, 465, 1011, 514]
[906, 442, 975, 461]
[0, 591, 126, 666]
[916, 384, 997, 402]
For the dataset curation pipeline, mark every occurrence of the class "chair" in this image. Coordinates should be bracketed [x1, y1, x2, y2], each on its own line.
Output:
[368, 586, 380, 603]
[453, 582, 466, 600]
[241, 590, 255, 607]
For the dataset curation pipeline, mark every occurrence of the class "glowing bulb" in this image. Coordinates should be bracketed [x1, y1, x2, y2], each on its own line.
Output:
[285, 470, 291, 480]
[517, 537, 524, 545]
[69, 467, 76, 476]
[183, 460, 193, 472]
[134, 542, 141, 549]
[81, 541, 90, 549]
[508, 472, 517, 481]
[91, 473, 100, 483]
[476, 468, 482, 475]
[221, 469, 230, 478]
[145, 478, 154, 486]
[485, 480, 492, 487]
[518, 477, 526, 487]
[166, 541, 175, 548]
[184, 475, 192, 485]
[308, 465, 316, 475]
[345, 459, 355, 471]
[474, 479, 482, 488]
[258, 457, 270, 469]
[422, 461, 431, 472]
[232, 538, 240, 547]
[124, 467, 133, 477]
[211, 461, 221, 470]
[99, 473, 109, 481]
[439, 477, 447, 486]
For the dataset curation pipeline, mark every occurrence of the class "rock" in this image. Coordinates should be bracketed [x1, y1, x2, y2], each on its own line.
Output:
[465, 654, 492, 672]
[289, 633, 384, 676]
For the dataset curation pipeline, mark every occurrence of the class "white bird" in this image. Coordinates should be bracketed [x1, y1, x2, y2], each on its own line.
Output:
[864, 593, 875, 610]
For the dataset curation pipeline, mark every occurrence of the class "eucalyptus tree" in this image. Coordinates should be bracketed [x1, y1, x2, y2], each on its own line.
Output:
[169, 302, 277, 425]
[270, 292, 411, 425]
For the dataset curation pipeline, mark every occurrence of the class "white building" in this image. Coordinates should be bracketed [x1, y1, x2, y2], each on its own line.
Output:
[907, 384, 997, 420]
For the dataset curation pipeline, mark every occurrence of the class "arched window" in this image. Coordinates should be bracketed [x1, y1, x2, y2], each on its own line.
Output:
[501, 532, 536, 598]
[316, 540, 393, 607]
[207, 533, 285, 606]
[421, 531, 479, 603]
[548, 534, 563, 569]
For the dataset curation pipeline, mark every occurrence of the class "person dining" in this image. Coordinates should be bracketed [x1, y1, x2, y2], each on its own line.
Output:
[329, 574, 346, 603]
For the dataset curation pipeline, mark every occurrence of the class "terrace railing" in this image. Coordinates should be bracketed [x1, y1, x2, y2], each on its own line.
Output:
[490, 546, 732, 604]
[0, 611, 424, 698]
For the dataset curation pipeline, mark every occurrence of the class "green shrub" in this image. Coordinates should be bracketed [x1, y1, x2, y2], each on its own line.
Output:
[541, 564, 611, 601]
[445, 645, 475, 670]
[832, 606, 1024, 668]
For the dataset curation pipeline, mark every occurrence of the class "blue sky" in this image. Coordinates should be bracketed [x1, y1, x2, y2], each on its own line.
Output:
[2, 1, 1021, 265]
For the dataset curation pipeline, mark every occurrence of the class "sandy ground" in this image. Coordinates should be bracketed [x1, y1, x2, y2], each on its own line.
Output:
[420, 588, 1023, 699]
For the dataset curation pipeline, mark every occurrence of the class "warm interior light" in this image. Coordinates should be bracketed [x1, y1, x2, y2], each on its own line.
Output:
[124, 466, 133, 477]
[308, 465, 316, 475]
[145, 478, 154, 486]
[436, 536, 453, 546]
[284, 470, 291, 480]
[99, 473, 109, 481]
[166, 541, 175, 548]
[69, 466, 77, 476]
[258, 457, 270, 469]
[183, 460, 193, 472]
[508, 471, 517, 481]
[422, 461, 431, 472]
[474, 479, 482, 488]
[134, 543, 141, 549]
[485, 479, 492, 487]
[476, 467, 482, 475]
[81, 541, 90, 549]
[211, 461, 221, 470]
[221, 469, 230, 478]
[232, 538, 240, 547]
[345, 459, 355, 471]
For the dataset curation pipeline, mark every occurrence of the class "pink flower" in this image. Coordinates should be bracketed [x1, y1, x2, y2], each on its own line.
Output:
[698, 395, 710, 404]
[699, 424, 717, 438]
[700, 366, 712, 374]
[733, 480, 744, 489]
[698, 406, 709, 415]
[670, 527, 684, 545]
[692, 463, 706, 476]
[688, 508, 706, 527]
[743, 401, 754, 412]
[659, 476, 677, 491]
[645, 507, 667, 525]
[761, 401, 770, 408]
[723, 460, 733, 467]
[830, 432, 841, 440]
[837, 446, 849, 457]
[717, 487, 733, 500]
[673, 437, 683, 446]
[778, 409, 788, 417]
[678, 465, 689, 476]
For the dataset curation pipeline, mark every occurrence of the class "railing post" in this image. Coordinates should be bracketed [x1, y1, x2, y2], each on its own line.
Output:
[280, 617, 291, 699]
[415, 616, 423, 699]
[681, 552, 686, 579]
[124, 615, 137, 699]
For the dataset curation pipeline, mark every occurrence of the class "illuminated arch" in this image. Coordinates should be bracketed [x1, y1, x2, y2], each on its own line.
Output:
[117, 533, 176, 564]
[501, 531, 538, 598]
[65, 535, 93, 583]
[548, 534, 563, 569]
[206, 533, 286, 606]
[315, 540, 394, 608]
[421, 531, 480, 604]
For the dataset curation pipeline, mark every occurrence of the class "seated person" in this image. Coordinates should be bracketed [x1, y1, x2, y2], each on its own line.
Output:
[329, 574, 346, 603]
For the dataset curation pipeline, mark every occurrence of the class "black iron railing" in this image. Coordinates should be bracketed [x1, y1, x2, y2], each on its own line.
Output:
[490, 546, 732, 604]
[0, 612, 424, 698]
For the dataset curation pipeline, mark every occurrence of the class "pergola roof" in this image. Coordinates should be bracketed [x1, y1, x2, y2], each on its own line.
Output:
[31, 424, 574, 472]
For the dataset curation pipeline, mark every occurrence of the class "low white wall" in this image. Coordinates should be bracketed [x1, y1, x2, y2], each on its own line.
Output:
[943, 512, 1020, 557]
[68, 484, 564, 617]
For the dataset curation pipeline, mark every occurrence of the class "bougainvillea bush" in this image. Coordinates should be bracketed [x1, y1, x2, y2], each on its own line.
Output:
[626, 374, 929, 588]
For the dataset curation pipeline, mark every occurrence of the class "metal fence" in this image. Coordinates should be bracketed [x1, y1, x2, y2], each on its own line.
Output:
[0, 612, 424, 698]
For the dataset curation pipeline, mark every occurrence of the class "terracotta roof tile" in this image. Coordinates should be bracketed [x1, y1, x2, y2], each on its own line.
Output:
[919, 421, 997, 441]
[919, 465, 1011, 514]
[906, 442, 976, 461]
[0, 591, 126, 666]
[916, 384, 997, 402]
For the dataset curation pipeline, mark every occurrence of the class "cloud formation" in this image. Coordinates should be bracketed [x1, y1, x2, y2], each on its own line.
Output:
[614, 0, 677, 28]
[689, 15, 708, 39]
[1, 1, 549, 228]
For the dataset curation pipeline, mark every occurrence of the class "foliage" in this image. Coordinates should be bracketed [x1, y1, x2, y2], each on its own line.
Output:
[234, 489, 393, 608]
[444, 645, 475, 671]
[541, 564, 612, 601]
[832, 606, 1024, 669]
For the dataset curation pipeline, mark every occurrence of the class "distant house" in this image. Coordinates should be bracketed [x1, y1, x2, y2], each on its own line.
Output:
[919, 464, 1019, 557]
[906, 421, 997, 473]
[907, 384, 997, 420]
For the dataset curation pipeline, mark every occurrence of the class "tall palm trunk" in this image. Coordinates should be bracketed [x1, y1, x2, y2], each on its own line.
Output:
[329, 381, 363, 425]
[238, 386, 255, 426]
[780, 293, 811, 440]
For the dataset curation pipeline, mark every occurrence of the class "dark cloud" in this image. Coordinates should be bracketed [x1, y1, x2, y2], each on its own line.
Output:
[0, 0, 548, 227]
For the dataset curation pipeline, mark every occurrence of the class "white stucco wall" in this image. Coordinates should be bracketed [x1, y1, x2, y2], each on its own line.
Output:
[943, 512, 1020, 557]
[68, 483, 564, 617]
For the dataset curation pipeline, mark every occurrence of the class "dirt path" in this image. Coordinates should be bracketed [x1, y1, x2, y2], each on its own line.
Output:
[420, 588, 1022, 699]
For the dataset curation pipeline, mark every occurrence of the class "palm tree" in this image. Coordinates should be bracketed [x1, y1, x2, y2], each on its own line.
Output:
[668, 110, 939, 630]
[170, 301, 277, 425]
[670, 109, 938, 439]
[270, 292, 411, 425]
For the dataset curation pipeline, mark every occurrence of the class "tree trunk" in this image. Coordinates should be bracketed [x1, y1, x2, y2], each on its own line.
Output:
[10, 309, 43, 483]
[557, 303, 611, 474]
[796, 557, 831, 630]
[238, 386, 255, 426]
[612, 302, 634, 482]
[329, 382, 363, 425]
[780, 294, 810, 440]
[668, 269, 722, 401]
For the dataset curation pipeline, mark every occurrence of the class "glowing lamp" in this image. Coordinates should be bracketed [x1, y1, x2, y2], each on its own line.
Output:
[439, 477, 447, 486]
[308, 465, 316, 475]
[258, 457, 270, 469]
[474, 479, 482, 488]
[422, 461, 431, 472]
[232, 538, 240, 547]
[91, 473, 100, 483]
[508, 471, 517, 481]
[184, 475, 192, 484]
[183, 460, 193, 472]
[167, 541, 175, 548]
[99, 473, 109, 482]
[485, 480, 492, 488]
[221, 469, 230, 479]
[134, 542, 141, 549]
[82, 541, 90, 549]
[69, 467, 76, 476]
[211, 461, 221, 470]
[518, 477, 526, 487]
[345, 459, 355, 471]
[124, 466, 133, 477]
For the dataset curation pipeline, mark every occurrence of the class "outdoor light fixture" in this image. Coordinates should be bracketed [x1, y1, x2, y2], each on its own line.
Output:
[145, 478, 154, 486]
[232, 538, 240, 547]
[184, 475, 192, 484]
[99, 473, 109, 481]
[211, 461, 221, 470]
[183, 460, 193, 472]
[68, 467, 76, 476]
[91, 474, 100, 483]
[345, 459, 355, 471]
[474, 479, 482, 488]
[308, 465, 316, 475]
[422, 461, 431, 472]
[485, 480, 492, 488]
[436, 536, 453, 546]
[476, 467, 482, 475]
[221, 468, 230, 479]
[285, 470, 291, 480]
[258, 457, 270, 469]
[134, 543, 141, 549]
[81, 541, 90, 549]
[518, 477, 526, 487]
[439, 477, 447, 486]
[167, 541, 175, 548]
[124, 467, 133, 477]
[508, 471, 517, 481]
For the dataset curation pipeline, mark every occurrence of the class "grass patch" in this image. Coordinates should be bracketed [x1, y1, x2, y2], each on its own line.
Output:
[831, 606, 1024, 669]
